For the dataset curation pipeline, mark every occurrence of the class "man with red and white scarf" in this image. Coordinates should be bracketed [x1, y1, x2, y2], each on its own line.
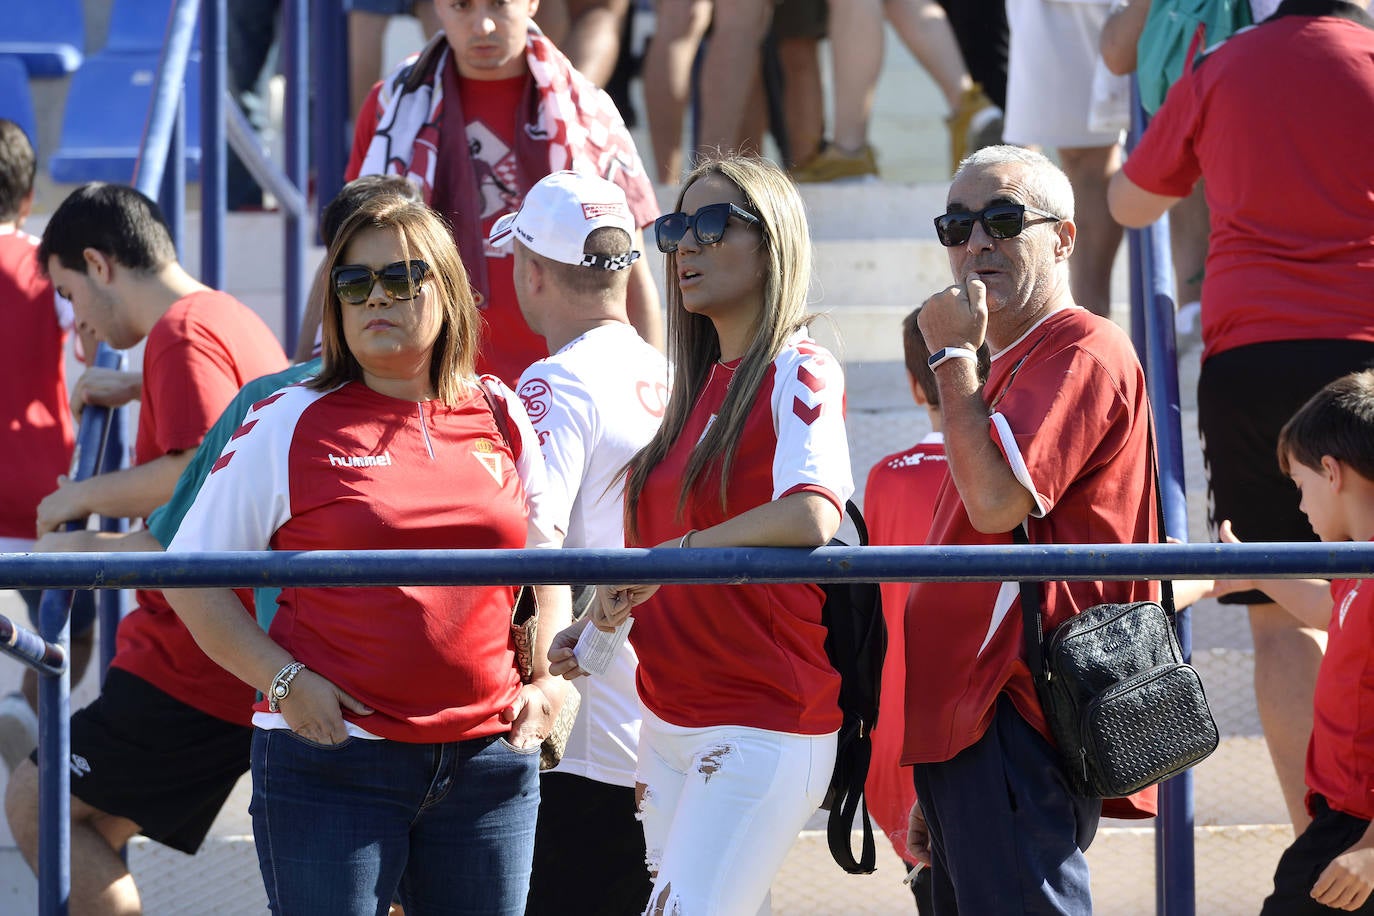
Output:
[346, 0, 662, 388]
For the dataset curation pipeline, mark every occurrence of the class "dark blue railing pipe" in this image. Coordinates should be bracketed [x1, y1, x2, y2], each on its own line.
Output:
[158, 91, 187, 254]
[282, 0, 309, 357]
[0, 616, 66, 678]
[199, 0, 226, 290]
[1127, 77, 1196, 916]
[4, 543, 1373, 591]
[34, 344, 124, 916]
[222, 103, 307, 219]
[130, 0, 198, 198]
[311, 0, 349, 229]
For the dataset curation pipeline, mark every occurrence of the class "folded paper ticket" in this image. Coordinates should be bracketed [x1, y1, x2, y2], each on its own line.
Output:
[573, 617, 634, 676]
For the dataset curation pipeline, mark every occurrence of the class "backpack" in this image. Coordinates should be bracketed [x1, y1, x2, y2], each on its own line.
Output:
[1137, 0, 1252, 113]
[819, 499, 887, 874]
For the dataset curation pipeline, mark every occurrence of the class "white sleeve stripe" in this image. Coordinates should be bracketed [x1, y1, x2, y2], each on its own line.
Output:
[990, 411, 1047, 518]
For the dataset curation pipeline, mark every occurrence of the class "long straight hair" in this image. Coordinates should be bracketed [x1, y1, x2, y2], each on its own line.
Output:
[309, 197, 479, 406]
[623, 156, 813, 541]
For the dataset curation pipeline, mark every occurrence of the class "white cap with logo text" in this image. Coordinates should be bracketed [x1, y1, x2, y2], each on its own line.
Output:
[488, 170, 641, 271]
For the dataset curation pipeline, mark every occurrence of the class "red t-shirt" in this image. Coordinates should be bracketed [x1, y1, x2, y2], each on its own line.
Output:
[863, 434, 946, 865]
[0, 228, 74, 542]
[111, 290, 288, 725]
[901, 308, 1159, 764]
[1122, 9, 1374, 362]
[1307, 575, 1374, 820]
[628, 337, 854, 734]
[169, 378, 552, 743]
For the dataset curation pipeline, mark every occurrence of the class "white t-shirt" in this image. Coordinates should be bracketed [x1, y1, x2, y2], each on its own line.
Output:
[517, 322, 668, 786]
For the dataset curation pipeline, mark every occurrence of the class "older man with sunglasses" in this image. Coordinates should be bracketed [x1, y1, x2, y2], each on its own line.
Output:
[901, 145, 1160, 915]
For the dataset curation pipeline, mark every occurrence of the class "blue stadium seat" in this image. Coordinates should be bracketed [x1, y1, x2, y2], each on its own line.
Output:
[106, 0, 199, 54]
[49, 53, 201, 185]
[0, 57, 39, 147]
[0, 0, 85, 76]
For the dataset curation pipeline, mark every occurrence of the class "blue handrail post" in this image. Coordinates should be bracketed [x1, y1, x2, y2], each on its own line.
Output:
[35, 344, 122, 916]
[97, 383, 129, 683]
[159, 92, 188, 255]
[131, 0, 199, 201]
[282, 0, 309, 358]
[1127, 77, 1197, 916]
[200, 0, 227, 291]
[312, 0, 348, 229]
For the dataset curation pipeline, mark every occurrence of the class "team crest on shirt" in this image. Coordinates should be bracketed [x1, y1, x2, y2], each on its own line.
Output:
[518, 378, 551, 423]
[473, 438, 504, 484]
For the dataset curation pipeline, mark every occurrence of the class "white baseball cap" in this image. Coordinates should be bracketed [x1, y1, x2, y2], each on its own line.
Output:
[488, 170, 641, 271]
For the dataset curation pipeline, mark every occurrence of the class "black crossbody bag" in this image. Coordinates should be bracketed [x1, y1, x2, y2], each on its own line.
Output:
[1013, 427, 1219, 798]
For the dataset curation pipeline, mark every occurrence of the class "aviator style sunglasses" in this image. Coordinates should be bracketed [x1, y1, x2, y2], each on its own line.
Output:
[933, 203, 1061, 247]
[331, 259, 431, 305]
[654, 203, 763, 254]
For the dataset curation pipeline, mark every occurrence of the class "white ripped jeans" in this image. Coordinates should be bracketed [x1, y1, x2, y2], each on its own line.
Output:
[635, 707, 838, 916]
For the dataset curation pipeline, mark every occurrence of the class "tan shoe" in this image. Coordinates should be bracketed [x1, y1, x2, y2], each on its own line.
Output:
[946, 84, 997, 175]
[790, 143, 879, 183]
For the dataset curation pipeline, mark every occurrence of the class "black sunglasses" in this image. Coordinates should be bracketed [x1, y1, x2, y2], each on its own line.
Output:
[331, 259, 431, 305]
[654, 203, 762, 254]
[933, 203, 1061, 247]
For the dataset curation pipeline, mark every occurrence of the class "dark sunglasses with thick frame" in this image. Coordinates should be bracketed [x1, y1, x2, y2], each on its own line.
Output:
[933, 202, 1062, 247]
[654, 202, 763, 254]
[331, 259, 431, 305]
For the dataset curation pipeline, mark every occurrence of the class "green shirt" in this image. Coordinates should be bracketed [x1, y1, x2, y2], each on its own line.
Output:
[147, 359, 321, 630]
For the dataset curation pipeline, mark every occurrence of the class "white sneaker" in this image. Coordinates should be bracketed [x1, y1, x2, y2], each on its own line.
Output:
[0, 691, 39, 772]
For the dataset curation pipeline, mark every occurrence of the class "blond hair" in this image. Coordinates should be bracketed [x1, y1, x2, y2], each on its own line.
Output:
[624, 155, 813, 539]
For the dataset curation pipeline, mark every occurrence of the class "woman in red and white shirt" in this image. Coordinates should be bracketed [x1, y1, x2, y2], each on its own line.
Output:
[166, 197, 569, 916]
[558, 156, 853, 915]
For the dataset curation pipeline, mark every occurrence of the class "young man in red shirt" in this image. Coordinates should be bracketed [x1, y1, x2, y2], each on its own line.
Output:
[5, 183, 287, 915]
[344, 0, 661, 388]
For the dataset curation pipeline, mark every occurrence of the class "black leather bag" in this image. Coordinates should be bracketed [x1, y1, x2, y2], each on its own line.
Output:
[1018, 565, 1219, 797]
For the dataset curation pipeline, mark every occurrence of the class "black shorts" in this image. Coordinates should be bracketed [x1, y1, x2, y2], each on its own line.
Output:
[1261, 794, 1374, 915]
[42, 668, 252, 854]
[526, 772, 651, 915]
[772, 0, 828, 41]
[1198, 339, 1374, 604]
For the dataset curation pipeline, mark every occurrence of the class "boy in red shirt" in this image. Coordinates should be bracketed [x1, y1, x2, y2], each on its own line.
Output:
[864, 307, 985, 911]
[1216, 369, 1374, 914]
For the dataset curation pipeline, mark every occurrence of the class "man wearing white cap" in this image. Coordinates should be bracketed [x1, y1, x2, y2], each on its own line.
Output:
[490, 170, 669, 915]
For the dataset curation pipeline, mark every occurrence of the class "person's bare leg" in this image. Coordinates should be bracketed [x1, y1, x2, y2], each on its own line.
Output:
[1058, 143, 1123, 318]
[348, 11, 393, 119]
[643, 0, 713, 183]
[562, 0, 631, 87]
[534, 0, 572, 45]
[1249, 601, 1324, 833]
[1168, 180, 1209, 310]
[6, 760, 143, 915]
[696, 0, 774, 158]
[885, 0, 973, 112]
[777, 37, 824, 167]
[828, 0, 885, 153]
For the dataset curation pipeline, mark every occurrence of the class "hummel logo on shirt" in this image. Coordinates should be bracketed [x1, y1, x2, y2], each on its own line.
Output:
[328, 451, 394, 468]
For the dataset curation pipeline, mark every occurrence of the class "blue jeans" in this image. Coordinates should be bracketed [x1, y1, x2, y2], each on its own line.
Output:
[912, 697, 1100, 915]
[250, 728, 540, 916]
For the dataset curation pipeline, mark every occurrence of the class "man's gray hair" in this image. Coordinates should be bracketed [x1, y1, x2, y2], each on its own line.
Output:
[954, 145, 1075, 222]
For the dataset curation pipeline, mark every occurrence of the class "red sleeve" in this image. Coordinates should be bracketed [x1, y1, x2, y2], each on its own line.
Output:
[993, 344, 1133, 517]
[1121, 65, 1205, 198]
[142, 321, 248, 455]
[345, 82, 384, 182]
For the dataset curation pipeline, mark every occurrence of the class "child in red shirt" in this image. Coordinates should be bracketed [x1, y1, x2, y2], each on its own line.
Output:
[863, 306, 986, 911]
[1216, 369, 1374, 915]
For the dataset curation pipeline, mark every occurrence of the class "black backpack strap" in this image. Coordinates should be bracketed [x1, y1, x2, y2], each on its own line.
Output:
[1015, 407, 1174, 689]
[846, 498, 870, 547]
